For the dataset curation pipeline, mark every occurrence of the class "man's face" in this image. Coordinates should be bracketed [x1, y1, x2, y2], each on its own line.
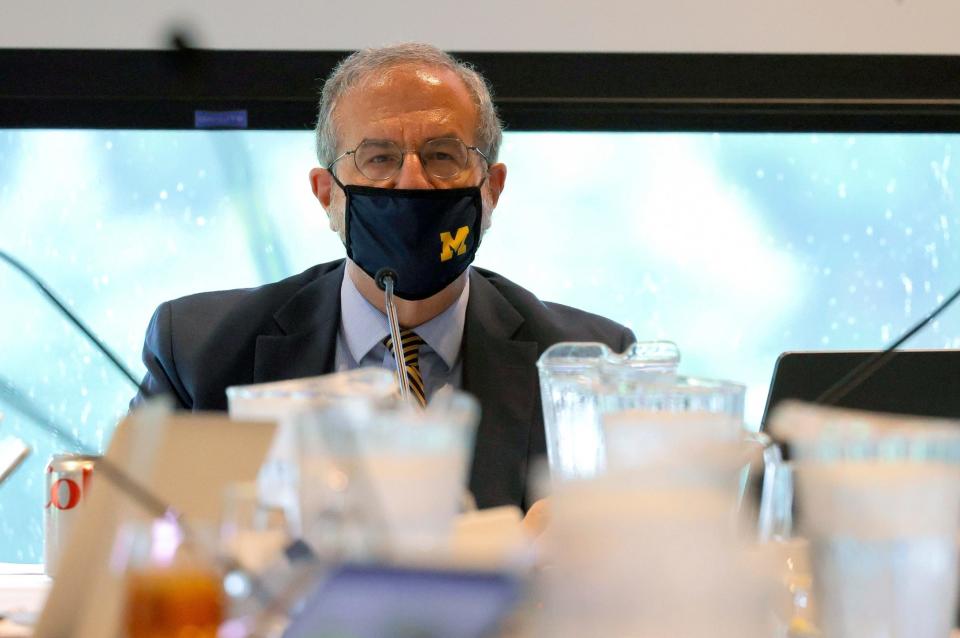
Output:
[309, 65, 506, 239]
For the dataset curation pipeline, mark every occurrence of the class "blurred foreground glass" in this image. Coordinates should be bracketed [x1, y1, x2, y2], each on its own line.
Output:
[220, 481, 288, 574]
[537, 462, 770, 637]
[294, 390, 480, 560]
[600, 376, 746, 472]
[115, 518, 224, 638]
[772, 401, 960, 638]
[537, 341, 680, 481]
[535, 373, 769, 637]
[750, 460, 818, 636]
[225, 369, 397, 537]
[599, 376, 763, 533]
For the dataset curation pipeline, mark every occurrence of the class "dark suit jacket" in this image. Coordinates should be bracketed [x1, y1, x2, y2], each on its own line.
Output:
[137, 260, 635, 509]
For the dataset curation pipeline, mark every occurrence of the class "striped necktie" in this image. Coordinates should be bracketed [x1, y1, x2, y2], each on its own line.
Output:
[383, 329, 427, 407]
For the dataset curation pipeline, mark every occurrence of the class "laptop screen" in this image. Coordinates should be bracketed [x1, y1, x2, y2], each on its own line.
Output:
[761, 350, 960, 428]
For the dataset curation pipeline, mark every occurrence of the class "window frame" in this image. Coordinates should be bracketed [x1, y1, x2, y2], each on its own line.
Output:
[2, 49, 960, 132]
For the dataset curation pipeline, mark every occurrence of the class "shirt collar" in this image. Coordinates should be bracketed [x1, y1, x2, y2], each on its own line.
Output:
[339, 270, 470, 371]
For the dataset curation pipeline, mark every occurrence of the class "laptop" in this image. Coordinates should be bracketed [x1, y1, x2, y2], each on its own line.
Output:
[282, 564, 522, 638]
[760, 349, 960, 430]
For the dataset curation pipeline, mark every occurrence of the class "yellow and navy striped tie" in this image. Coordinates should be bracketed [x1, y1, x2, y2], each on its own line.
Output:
[383, 329, 427, 407]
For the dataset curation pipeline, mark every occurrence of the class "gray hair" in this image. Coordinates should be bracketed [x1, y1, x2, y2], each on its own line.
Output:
[314, 43, 503, 167]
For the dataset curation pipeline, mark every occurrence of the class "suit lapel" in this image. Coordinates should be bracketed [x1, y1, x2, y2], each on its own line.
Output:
[462, 269, 539, 508]
[253, 261, 345, 383]
[253, 262, 540, 507]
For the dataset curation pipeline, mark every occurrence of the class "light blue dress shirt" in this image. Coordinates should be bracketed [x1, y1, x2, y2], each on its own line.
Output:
[333, 269, 470, 401]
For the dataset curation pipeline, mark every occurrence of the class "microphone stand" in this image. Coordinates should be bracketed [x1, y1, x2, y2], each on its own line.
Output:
[815, 280, 960, 405]
[375, 268, 411, 404]
[0, 249, 176, 519]
[0, 249, 281, 607]
[0, 250, 147, 395]
[0, 249, 402, 633]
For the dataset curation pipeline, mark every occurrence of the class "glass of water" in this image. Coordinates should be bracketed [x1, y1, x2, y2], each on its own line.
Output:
[771, 401, 960, 638]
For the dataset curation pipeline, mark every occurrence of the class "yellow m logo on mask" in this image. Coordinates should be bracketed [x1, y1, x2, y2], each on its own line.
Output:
[439, 226, 470, 262]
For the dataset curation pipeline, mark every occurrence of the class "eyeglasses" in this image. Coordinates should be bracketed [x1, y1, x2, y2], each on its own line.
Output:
[329, 138, 489, 182]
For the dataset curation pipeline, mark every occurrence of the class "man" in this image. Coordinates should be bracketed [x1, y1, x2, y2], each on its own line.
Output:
[136, 43, 635, 509]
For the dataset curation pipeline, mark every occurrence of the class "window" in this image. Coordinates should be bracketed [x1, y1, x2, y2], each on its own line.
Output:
[3, 128, 959, 561]
[4, 50, 960, 564]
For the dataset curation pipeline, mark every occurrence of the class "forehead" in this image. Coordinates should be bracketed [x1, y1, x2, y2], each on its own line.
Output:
[333, 64, 479, 146]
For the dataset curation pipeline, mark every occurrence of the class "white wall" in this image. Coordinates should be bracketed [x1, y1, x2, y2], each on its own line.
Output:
[3, 0, 960, 54]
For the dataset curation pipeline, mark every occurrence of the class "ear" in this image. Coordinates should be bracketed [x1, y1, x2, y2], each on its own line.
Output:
[485, 162, 507, 208]
[309, 167, 334, 209]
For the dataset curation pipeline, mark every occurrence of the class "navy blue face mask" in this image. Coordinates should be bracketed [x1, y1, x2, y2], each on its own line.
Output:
[331, 173, 485, 301]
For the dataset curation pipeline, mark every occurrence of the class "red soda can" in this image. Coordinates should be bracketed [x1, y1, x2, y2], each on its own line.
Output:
[44, 453, 98, 576]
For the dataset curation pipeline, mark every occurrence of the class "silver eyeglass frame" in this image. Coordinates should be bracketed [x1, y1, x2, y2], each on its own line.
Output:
[327, 137, 490, 182]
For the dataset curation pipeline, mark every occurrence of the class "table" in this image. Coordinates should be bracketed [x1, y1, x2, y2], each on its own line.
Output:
[0, 565, 48, 638]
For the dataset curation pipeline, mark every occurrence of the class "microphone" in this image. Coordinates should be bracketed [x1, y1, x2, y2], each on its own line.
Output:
[374, 267, 398, 292]
[374, 267, 411, 404]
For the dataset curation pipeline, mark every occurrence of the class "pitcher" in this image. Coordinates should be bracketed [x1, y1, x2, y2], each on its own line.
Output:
[536, 340, 680, 481]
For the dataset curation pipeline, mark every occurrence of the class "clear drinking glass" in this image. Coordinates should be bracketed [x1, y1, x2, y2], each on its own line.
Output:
[225, 368, 397, 537]
[771, 401, 960, 638]
[750, 459, 819, 636]
[115, 518, 225, 638]
[220, 481, 288, 573]
[536, 341, 680, 481]
[293, 390, 480, 560]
